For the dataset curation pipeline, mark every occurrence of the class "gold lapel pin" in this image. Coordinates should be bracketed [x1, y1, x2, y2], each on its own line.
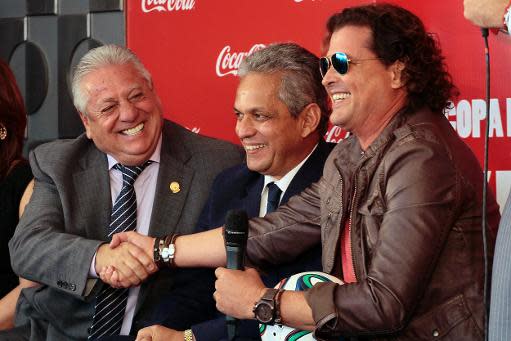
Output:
[169, 181, 180, 193]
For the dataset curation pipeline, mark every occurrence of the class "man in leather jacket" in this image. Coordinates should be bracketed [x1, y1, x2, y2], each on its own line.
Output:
[103, 4, 500, 340]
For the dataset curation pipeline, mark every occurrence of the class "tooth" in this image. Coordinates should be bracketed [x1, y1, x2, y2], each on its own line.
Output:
[123, 123, 144, 135]
[245, 144, 265, 151]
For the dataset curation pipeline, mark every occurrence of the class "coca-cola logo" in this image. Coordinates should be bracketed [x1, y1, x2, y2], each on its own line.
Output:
[324, 126, 350, 143]
[215, 44, 266, 77]
[141, 0, 195, 13]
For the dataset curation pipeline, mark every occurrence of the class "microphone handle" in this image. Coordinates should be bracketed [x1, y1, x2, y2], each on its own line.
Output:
[225, 245, 245, 340]
[225, 245, 245, 270]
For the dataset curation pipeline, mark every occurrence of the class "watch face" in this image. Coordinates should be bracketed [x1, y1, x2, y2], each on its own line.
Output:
[255, 302, 273, 324]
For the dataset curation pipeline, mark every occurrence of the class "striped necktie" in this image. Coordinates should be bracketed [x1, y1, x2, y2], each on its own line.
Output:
[88, 162, 151, 340]
[266, 182, 282, 214]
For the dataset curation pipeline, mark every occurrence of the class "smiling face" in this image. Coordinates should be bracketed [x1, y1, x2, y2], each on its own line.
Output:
[78, 63, 163, 166]
[234, 72, 316, 179]
[322, 25, 407, 146]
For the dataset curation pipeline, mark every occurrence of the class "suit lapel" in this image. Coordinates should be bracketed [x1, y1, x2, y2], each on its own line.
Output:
[149, 125, 194, 237]
[244, 173, 264, 217]
[72, 141, 111, 241]
[136, 124, 194, 317]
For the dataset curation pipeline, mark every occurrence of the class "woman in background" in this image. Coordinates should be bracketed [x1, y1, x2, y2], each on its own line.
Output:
[0, 58, 36, 329]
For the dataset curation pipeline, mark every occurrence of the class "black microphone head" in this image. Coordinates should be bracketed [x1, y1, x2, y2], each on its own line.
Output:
[224, 209, 249, 247]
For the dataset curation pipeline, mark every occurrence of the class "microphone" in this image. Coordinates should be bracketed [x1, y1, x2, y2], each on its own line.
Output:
[224, 209, 249, 341]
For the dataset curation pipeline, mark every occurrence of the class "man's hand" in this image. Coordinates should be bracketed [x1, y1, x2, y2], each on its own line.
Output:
[464, 0, 509, 27]
[135, 325, 188, 341]
[110, 231, 155, 256]
[95, 242, 156, 287]
[214, 267, 266, 319]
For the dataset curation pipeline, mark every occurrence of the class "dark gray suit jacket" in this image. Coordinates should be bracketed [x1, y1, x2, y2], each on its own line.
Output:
[7, 120, 243, 340]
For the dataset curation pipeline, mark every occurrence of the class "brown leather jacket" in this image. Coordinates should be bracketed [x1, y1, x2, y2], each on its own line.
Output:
[247, 108, 500, 340]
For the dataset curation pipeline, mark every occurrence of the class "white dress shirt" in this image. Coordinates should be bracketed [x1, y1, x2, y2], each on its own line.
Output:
[259, 144, 317, 217]
[89, 135, 162, 335]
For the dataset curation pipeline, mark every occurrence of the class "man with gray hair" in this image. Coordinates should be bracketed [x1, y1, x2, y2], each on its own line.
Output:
[2, 44, 243, 340]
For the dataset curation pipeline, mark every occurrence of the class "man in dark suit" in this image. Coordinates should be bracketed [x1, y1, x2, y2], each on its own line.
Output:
[132, 42, 333, 341]
[3, 45, 243, 340]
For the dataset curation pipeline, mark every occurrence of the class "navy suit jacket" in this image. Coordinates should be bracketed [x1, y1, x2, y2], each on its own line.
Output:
[182, 141, 335, 341]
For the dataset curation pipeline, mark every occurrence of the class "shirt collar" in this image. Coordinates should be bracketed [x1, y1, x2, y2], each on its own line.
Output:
[262, 143, 318, 194]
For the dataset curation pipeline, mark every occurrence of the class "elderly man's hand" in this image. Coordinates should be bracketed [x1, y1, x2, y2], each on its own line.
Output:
[464, 0, 509, 27]
[95, 242, 156, 288]
[213, 267, 267, 319]
[135, 325, 188, 341]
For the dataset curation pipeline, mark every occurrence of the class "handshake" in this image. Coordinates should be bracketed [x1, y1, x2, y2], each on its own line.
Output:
[95, 231, 159, 288]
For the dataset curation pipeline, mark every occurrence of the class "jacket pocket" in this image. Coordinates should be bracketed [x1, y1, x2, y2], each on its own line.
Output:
[358, 190, 385, 252]
[399, 294, 482, 340]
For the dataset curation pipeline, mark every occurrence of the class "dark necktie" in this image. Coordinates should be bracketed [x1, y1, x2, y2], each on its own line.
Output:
[88, 162, 150, 340]
[266, 182, 282, 214]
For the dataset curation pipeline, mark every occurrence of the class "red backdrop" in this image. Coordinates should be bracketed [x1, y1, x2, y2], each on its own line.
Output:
[126, 0, 511, 210]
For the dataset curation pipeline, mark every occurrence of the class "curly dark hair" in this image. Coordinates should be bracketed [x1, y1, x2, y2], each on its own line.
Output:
[0, 59, 27, 180]
[323, 3, 458, 114]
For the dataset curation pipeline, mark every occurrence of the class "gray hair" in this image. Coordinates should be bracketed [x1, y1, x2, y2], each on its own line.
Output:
[237, 43, 331, 135]
[71, 44, 152, 114]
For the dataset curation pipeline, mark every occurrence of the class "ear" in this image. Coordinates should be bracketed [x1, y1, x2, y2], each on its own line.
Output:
[78, 112, 93, 139]
[390, 60, 406, 89]
[298, 103, 321, 138]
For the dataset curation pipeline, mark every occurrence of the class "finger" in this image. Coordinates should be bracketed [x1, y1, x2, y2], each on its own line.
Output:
[215, 267, 226, 278]
[110, 232, 129, 248]
[113, 259, 142, 287]
[127, 243, 156, 273]
[136, 327, 152, 341]
[121, 249, 152, 282]
[110, 271, 124, 288]
[112, 244, 151, 285]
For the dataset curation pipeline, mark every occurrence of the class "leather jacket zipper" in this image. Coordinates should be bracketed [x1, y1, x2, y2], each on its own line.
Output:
[348, 180, 358, 282]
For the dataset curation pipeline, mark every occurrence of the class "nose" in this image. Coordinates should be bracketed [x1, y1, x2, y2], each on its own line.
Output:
[235, 115, 256, 140]
[321, 64, 339, 88]
[118, 100, 138, 122]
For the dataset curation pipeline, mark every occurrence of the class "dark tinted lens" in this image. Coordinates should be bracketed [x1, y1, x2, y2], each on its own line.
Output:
[319, 57, 330, 78]
[331, 52, 349, 75]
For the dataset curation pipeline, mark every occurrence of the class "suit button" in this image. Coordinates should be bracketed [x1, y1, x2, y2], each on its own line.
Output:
[432, 329, 439, 337]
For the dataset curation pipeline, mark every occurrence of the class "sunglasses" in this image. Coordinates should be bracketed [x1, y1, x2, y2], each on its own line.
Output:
[319, 52, 381, 78]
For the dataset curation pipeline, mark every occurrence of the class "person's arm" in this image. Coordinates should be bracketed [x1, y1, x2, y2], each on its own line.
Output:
[464, 0, 509, 27]
[135, 325, 190, 341]
[489, 195, 511, 340]
[213, 267, 315, 330]
[9, 149, 155, 296]
[0, 180, 38, 329]
[0, 278, 38, 329]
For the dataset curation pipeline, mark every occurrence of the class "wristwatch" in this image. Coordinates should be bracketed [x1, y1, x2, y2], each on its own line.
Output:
[183, 329, 193, 341]
[253, 288, 282, 324]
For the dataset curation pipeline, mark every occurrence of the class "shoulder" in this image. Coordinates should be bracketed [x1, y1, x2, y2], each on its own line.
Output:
[161, 120, 244, 169]
[211, 163, 256, 190]
[31, 134, 94, 164]
[29, 135, 101, 177]
[163, 120, 243, 154]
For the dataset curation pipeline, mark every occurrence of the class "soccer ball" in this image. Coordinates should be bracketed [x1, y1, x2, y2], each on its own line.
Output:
[259, 271, 344, 341]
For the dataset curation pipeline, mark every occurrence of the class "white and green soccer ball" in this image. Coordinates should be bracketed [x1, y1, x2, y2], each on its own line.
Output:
[259, 271, 344, 341]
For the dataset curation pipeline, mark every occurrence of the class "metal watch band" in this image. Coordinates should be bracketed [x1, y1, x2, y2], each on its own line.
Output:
[183, 329, 193, 341]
